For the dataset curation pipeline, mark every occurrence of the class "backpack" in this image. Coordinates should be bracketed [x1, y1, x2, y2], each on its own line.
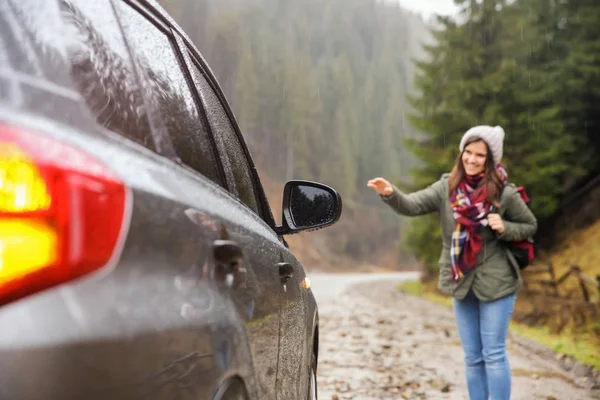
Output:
[500, 185, 535, 270]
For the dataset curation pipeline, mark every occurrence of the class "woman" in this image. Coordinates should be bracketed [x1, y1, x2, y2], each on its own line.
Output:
[367, 125, 537, 400]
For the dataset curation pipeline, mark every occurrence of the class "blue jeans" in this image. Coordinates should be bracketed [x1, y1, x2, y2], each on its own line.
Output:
[452, 291, 516, 400]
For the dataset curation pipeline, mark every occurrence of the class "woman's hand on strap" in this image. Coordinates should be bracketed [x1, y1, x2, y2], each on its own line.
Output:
[367, 177, 393, 196]
[488, 213, 505, 234]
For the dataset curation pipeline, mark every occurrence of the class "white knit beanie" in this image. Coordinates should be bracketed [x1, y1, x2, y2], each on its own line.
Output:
[458, 125, 505, 165]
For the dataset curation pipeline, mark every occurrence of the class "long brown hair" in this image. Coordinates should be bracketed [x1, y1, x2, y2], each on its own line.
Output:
[448, 138, 504, 208]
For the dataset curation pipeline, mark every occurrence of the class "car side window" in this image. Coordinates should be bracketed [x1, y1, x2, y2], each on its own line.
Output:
[186, 56, 260, 215]
[115, 2, 222, 186]
[58, 0, 155, 151]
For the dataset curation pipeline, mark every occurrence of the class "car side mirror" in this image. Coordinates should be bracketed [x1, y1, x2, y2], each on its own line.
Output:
[274, 180, 342, 235]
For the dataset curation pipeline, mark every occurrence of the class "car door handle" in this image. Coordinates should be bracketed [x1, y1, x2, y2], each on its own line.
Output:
[277, 262, 294, 281]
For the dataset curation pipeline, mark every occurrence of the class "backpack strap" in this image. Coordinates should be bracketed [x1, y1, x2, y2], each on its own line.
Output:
[492, 182, 512, 213]
[498, 182, 518, 199]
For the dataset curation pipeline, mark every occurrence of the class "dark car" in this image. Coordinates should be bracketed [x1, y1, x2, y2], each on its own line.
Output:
[0, 0, 342, 399]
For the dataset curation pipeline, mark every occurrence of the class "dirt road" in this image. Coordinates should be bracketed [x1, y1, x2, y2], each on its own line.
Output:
[309, 273, 598, 400]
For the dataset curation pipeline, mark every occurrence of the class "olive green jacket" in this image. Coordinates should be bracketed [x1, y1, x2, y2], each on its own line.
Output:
[382, 174, 538, 301]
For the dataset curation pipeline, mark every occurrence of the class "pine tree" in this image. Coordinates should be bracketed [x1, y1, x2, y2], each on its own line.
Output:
[557, 0, 600, 177]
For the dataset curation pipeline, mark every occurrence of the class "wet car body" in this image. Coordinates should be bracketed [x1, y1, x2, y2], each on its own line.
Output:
[0, 0, 341, 399]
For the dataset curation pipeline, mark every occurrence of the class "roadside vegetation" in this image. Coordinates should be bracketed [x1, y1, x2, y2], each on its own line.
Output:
[398, 219, 600, 370]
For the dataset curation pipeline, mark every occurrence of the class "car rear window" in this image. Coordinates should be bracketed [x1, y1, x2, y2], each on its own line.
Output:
[59, 0, 156, 151]
[116, 2, 222, 186]
[0, 0, 93, 129]
[0, 0, 74, 88]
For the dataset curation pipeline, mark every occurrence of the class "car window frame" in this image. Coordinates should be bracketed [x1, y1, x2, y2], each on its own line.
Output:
[115, 0, 229, 190]
[172, 38, 277, 229]
[116, 0, 278, 232]
[167, 30, 229, 190]
[183, 54, 260, 211]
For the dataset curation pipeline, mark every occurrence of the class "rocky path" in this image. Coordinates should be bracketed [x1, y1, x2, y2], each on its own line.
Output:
[312, 276, 597, 400]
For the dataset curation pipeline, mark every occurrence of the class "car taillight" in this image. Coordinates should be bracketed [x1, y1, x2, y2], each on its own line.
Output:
[0, 124, 129, 306]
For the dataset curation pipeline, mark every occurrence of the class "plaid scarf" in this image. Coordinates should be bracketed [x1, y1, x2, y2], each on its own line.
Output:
[449, 165, 508, 281]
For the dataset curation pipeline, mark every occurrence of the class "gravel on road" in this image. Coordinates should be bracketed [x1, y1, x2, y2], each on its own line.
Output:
[315, 278, 598, 400]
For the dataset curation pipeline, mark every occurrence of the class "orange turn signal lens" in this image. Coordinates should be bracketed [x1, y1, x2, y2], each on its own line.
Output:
[301, 277, 311, 289]
[0, 144, 51, 213]
[0, 219, 58, 284]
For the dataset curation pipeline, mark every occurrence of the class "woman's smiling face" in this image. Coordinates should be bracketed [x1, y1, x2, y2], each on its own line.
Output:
[462, 140, 487, 176]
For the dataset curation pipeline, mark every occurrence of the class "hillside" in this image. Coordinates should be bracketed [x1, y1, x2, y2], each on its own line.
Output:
[549, 220, 600, 294]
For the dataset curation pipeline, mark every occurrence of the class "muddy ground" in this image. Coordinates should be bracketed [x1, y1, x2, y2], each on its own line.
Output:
[314, 278, 599, 400]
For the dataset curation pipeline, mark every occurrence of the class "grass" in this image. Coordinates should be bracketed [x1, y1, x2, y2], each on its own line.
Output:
[397, 279, 600, 370]
[397, 279, 452, 308]
[509, 323, 600, 370]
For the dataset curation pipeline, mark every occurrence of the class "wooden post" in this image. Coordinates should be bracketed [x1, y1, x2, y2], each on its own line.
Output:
[548, 262, 559, 296]
[572, 266, 590, 303]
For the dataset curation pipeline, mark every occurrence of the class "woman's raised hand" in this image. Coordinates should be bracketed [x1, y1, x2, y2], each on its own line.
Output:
[367, 177, 393, 196]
